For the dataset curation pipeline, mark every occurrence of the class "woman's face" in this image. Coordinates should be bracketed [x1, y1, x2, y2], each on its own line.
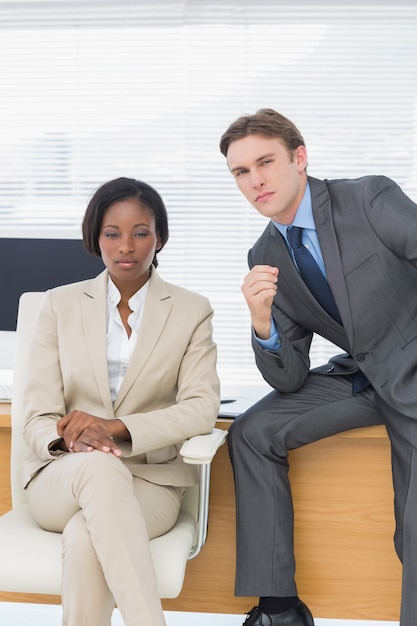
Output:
[98, 198, 161, 293]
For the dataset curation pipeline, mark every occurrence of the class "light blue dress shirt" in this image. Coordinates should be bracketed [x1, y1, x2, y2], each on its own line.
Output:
[256, 182, 324, 352]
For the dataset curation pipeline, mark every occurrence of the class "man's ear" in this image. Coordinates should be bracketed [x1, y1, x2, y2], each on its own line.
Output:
[295, 145, 308, 171]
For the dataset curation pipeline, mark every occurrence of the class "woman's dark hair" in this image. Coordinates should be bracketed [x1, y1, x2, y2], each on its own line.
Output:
[82, 177, 169, 268]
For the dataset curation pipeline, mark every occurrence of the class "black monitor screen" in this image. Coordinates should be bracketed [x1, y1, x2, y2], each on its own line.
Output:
[1, 238, 105, 330]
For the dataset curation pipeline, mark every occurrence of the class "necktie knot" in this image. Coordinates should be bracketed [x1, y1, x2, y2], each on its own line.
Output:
[287, 225, 303, 250]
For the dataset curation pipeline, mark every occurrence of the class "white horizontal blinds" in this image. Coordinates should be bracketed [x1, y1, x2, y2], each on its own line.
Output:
[0, 1, 417, 386]
[0, 2, 186, 230]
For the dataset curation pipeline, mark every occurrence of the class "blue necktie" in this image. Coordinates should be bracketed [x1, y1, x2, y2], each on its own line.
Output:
[287, 225, 369, 394]
[286, 226, 341, 323]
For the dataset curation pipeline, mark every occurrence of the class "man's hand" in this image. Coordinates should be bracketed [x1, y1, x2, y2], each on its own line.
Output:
[241, 265, 279, 340]
[57, 410, 128, 456]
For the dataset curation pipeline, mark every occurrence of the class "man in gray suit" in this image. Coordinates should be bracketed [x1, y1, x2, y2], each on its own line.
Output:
[219, 108, 417, 626]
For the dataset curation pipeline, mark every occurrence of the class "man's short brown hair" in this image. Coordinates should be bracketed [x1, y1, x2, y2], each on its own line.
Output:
[219, 108, 305, 157]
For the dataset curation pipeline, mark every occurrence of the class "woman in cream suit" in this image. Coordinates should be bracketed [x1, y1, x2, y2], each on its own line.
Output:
[22, 177, 220, 626]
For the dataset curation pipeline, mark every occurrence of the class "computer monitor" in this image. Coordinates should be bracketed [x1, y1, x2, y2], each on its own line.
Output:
[0, 237, 105, 331]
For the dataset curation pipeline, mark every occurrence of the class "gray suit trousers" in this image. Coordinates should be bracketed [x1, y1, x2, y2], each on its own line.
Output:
[228, 372, 417, 626]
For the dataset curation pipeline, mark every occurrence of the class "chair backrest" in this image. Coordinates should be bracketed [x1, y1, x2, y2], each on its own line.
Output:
[10, 292, 45, 506]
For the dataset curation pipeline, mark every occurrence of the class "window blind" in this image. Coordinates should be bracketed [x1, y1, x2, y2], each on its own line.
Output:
[1, 0, 416, 389]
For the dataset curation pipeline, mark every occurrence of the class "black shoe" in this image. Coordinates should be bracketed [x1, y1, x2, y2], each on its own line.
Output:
[243, 600, 314, 625]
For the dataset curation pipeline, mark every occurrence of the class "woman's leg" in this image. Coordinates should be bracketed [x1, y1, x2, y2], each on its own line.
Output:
[61, 510, 116, 626]
[27, 451, 182, 626]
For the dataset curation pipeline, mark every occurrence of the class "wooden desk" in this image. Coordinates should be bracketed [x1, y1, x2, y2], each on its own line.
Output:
[0, 409, 401, 620]
[0, 403, 11, 427]
[163, 421, 401, 620]
[0, 403, 12, 516]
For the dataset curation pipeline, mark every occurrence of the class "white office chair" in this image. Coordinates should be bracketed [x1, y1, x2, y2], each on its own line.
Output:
[0, 291, 227, 599]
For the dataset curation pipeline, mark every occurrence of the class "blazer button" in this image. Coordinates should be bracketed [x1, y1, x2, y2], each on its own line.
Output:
[356, 353, 365, 362]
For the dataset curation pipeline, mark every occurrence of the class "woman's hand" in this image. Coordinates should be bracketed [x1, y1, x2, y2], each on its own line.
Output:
[57, 410, 129, 456]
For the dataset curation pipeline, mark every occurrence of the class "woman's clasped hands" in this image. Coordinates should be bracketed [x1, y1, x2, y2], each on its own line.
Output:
[57, 410, 125, 456]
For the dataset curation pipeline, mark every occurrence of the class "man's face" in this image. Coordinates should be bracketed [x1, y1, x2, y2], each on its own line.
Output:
[226, 133, 308, 225]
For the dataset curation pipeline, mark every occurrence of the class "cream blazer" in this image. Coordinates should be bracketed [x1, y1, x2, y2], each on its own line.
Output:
[22, 268, 220, 488]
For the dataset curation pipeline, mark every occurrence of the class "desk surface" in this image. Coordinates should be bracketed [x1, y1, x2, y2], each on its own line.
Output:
[1, 406, 389, 440]
[0, 403, 11, 428]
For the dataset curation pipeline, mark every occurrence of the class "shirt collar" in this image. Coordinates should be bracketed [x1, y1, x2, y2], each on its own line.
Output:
[107, 276, 150, 314]
[272, 182, 314, 238]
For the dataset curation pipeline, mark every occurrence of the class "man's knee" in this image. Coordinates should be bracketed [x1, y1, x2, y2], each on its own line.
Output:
[228, 397, 298, 460]
[228, 403, 277, 455]
[228, 407, 258, 445]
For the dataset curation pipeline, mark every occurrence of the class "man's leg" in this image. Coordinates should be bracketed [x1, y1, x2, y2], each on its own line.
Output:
[228, 374, 381, 599]
[379, 399, 417, 626]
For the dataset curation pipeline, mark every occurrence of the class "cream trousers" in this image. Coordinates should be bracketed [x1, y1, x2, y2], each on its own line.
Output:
[27, 450, 183, 626]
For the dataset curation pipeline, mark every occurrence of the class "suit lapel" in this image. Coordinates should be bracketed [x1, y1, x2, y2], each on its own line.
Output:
[309, 177, 354, 340]
[266, 223, 341, 331]
[113, 269, 172, 412]
[267, 225, 316, 307]
[254, 220, 350, 354]
[81, 270, 114, 413]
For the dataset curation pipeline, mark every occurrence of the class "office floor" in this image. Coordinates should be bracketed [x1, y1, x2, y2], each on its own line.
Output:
[0, 603, 399, 625]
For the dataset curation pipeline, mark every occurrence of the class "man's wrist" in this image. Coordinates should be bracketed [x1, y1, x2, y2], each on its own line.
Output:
[252, 320, 272, 340]
[254, 317, 282, 351]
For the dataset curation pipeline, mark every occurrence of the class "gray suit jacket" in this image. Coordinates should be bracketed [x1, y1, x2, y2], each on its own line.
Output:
[22, 268, 220, 488]
[249, 175, 417, 418]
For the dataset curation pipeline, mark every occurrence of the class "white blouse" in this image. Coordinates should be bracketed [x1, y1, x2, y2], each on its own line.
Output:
[106, 277, 150, 402]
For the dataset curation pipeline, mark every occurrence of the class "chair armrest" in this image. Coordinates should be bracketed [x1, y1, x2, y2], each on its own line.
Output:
[180, 427, 228, 464]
